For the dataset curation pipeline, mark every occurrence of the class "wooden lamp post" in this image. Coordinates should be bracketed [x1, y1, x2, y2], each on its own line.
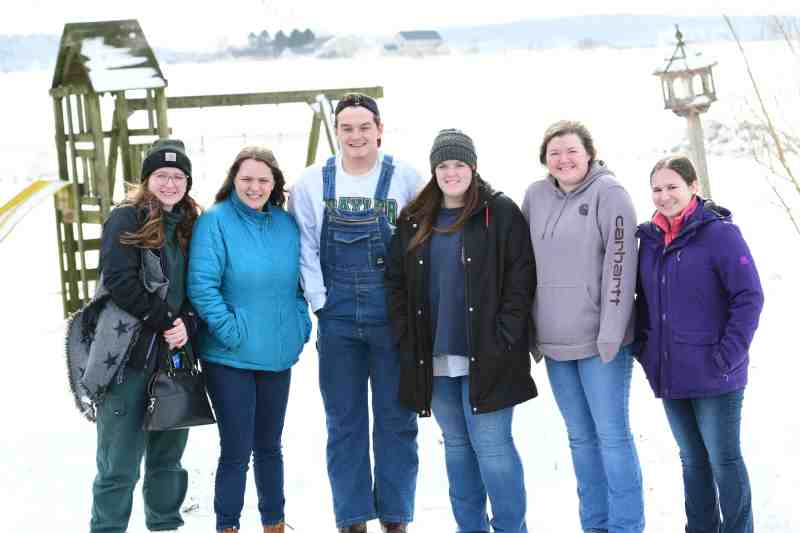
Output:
[654, 25, 718, 198]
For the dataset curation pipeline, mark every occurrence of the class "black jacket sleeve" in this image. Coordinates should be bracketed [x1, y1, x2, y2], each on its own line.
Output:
[99, 206, 176, 332]
[496, 199, 536, 350]
[385, 220, 411, 351]
[179, 302, 200, 338]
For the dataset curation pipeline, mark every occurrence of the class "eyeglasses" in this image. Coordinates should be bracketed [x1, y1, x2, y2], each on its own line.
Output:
[151, 173, 188, 185]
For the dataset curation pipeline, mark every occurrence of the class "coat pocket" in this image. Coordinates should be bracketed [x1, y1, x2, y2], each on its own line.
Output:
[103, 394, 127, 418]
[277, 304, 306, 367]
[231, 306, 250, 349]
[672, 329, 722, 388]
[533, 284, 600, 345]
[673, 329, 717, 345]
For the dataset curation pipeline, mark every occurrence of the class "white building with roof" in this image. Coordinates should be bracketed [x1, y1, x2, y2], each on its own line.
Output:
[387, 30, 445, 56]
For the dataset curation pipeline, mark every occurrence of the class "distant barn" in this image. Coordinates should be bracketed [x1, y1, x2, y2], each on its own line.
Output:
[387, 30, 445, 56]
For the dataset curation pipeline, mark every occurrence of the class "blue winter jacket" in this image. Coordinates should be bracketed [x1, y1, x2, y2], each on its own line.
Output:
[636, 198, 763, 399]
[188, 193, 312, 371]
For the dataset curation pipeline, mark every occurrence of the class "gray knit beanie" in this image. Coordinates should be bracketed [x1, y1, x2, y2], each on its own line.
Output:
[429, 129, 477, 172]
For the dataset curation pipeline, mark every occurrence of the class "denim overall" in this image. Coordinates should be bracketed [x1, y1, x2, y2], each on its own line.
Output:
[317, 155, 418, 528]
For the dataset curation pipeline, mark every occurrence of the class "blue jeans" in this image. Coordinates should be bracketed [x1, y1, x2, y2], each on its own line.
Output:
[317, 318, 419, 528]
[204, 362, 291, 531]
[662, 389, 752, 533]
[431, 376, 528, 533]
[545, 347, 644, 533]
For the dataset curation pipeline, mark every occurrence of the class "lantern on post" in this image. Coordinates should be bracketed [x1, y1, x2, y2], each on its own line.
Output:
[653, 25, 717, 198]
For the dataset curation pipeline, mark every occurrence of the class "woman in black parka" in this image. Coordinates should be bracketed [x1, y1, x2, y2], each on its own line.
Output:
[87, 139, 201, 533]
[385, 129, 537, 533]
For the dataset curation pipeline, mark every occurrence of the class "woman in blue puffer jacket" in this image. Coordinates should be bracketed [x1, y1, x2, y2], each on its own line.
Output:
[636, 155, 764, 533]
[188, 146, 311, 533]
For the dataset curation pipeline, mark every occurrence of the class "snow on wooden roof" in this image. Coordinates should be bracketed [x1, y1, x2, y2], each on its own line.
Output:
[51, 20, 166, 94]
[398, 31, 442, 41]
[653, 27, 717, 77]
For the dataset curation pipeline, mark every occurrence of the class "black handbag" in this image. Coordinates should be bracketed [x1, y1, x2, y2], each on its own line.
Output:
[142, 347, 216, 431]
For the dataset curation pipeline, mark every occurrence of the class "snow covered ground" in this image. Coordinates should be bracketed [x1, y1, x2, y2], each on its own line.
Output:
[1, 41, 798, 532]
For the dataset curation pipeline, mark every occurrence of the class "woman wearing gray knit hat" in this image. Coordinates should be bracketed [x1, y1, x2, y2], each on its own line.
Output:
[386, 128, 538, 533]
[521, 120, 644, 533]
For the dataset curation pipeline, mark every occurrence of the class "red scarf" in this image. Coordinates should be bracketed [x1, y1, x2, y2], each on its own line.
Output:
[652, 196, 699, 246]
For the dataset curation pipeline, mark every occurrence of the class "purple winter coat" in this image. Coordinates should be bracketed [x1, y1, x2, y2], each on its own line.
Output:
[635, 199, 764, 399]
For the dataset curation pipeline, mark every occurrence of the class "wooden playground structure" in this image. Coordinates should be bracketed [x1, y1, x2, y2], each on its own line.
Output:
[49, 19, 383, 316]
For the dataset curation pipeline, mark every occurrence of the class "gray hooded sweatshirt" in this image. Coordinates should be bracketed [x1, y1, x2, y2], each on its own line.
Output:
[520, 161, 637, 362]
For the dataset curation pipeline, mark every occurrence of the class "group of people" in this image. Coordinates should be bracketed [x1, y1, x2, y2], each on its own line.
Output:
[81, 93, 764, 533]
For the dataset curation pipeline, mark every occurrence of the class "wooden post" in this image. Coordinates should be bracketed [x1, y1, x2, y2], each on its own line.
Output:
[65, 94, 92, 306]
[52, 95, 71, 316]
[306, 111, 322, 166]
[146, 89, 156, 132]
[86, 93, 112, 216]
[155, 87, 170, 139]
[107, 126, 119, 200]
[686, 111, 712, 198]
[52, 97, 69, 183]
[321, 108, 336, 154]
[115, 91, 132, 194]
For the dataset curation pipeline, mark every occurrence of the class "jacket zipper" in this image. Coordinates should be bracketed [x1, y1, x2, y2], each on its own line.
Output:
[143, 332, 158, 369]
[463, 238, 475, 413]
[464, 212, 481, 414]
[145, 248, 169, 368]
[656, 247, 670, 396]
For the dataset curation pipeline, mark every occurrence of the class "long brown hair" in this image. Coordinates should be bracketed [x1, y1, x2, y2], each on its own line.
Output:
[402, 170, 487, 253]
[118, 182, 201, 251]
[215, 146, 287, 208]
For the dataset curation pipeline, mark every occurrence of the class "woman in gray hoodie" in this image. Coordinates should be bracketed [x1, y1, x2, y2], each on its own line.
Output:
[520, 121, 644, 533]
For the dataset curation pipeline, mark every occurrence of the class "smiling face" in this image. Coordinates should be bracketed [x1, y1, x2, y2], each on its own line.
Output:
[435, 159, 473, 208]
[146, 167, 188, 211]
[651, 167, 698, 218]
[545, 133, 591, 193]
[335, 106, 383, 164]
[234, 158, 275, 211]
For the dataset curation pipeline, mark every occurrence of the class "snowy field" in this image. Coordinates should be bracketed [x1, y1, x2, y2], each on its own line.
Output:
[1, 41, 798, 532]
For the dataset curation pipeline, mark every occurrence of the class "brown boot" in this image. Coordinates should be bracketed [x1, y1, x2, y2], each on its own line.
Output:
[338, 523, 368, 533]
[218, 528, 238, 533]
[380, 523, 408, 533]
[264, 522, 285, 533]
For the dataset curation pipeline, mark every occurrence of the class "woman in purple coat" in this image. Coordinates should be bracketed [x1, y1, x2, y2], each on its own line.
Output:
[636, 155, 764, 533]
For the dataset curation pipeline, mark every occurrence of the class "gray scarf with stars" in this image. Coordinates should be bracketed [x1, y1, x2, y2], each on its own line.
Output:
[65, 249, 168, 422]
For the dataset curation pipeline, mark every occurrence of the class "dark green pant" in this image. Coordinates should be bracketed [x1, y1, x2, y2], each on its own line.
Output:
[90, 369, 189, 533]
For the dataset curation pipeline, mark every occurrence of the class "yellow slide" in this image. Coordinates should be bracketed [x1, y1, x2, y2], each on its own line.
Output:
[0, 180, 70, 243]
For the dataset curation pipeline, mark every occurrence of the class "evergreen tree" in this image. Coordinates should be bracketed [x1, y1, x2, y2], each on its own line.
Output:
[257, 30, 271, 51]
[273, 30, 288, 54]
[288, 29, 304, 48]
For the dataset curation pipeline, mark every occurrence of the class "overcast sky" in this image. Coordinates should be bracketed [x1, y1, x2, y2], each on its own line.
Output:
[5, 1, 798, 48]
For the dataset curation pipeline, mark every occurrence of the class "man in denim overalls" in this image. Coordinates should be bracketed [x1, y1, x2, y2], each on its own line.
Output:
[289, 94, 421, 533]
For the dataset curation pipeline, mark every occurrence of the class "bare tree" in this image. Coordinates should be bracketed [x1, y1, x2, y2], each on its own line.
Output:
[766, 15, 798, 57]
[724, 15, 800, 237]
